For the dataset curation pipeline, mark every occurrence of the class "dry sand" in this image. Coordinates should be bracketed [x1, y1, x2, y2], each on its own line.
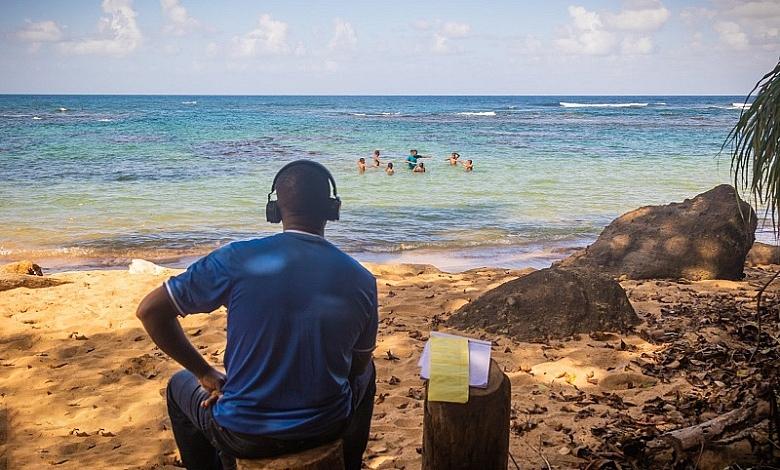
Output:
[0, 262, 769, 469]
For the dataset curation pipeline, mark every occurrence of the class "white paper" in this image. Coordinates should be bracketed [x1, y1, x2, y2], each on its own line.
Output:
[418, 332, 492, 388]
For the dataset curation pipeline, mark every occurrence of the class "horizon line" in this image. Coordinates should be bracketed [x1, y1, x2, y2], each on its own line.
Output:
[0, 93, 751, 97]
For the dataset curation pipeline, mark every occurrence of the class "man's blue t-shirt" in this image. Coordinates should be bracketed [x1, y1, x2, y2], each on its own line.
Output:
[406, 155, 418, 169]
[165, 231, 378, 438]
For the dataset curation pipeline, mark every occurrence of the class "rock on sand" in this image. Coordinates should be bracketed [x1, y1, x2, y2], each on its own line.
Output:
[448, 267, 639, 342]
[558, 184, 756, 280]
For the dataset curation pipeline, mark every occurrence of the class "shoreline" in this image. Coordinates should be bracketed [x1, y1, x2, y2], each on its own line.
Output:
[0, 239, 590, 274]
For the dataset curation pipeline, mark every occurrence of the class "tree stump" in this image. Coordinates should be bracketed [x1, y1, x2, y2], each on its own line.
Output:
[236, 439, 344, 470]
[422, 359, 511, 470]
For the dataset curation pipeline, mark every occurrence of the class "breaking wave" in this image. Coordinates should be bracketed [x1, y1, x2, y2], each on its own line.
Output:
[560, 102, 649, 108]
[456, 111, 497, 116]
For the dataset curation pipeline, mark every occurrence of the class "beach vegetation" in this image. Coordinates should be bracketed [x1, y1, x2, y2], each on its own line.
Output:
[727, 58, 780, 230]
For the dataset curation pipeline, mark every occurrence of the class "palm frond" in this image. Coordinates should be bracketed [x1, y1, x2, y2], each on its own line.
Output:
[725, 58, 780, 231]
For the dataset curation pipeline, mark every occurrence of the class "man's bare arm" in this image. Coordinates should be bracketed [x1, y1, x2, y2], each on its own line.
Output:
[136, 286, 216, 379]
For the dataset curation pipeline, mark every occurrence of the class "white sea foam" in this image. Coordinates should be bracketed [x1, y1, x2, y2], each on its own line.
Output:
[456, 111, 497, 116]
[351, 112, 401, 117]
[98, 118, 113, 122]
[32, 116, 42, 120]
[182, 100, 197, 105]
[731, 102, 751, 110]
[560, 102, 648, 108]
[57, 107, 68, 112]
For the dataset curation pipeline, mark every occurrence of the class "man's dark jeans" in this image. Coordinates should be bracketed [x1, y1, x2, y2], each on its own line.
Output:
[166, 363, 376, 470]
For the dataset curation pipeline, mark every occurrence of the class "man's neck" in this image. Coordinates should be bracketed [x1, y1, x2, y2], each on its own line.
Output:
[282, 223, 325, 237]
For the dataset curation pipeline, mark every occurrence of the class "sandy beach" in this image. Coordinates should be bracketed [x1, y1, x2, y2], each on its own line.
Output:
[1, 259, 775, 469]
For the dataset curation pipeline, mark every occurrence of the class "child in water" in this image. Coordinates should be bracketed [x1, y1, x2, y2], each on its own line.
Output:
[357, 158, 367, 174]
[406, 149, 429, 169]
[385, 162, 395, 175]
[413, 162, 426, 173]
[446, 152, 460, 166]
[372, 150, 381, 167]
[463, 160, 473, 172]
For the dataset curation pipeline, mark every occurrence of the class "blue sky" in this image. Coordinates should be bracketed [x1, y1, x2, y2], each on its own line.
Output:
[1, 0, 778, 94]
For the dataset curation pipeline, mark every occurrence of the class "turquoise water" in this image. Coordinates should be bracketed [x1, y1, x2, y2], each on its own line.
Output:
[0, 95, 749, 270]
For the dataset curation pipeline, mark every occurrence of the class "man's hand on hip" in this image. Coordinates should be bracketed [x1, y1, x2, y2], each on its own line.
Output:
[198, 367, 226, 408]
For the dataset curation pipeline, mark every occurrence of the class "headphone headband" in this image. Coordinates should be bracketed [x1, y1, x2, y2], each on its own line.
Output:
[269, 160, 338, 199]
[266, 160, 341, 223]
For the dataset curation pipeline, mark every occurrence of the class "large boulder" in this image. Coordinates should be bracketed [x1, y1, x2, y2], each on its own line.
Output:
[746, 242, 780, 266]
[447, 267, 639, 342]
[558, 185, 756, 280]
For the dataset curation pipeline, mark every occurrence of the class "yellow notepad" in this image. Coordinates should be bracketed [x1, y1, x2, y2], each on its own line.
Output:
[428, 335, 470, 403]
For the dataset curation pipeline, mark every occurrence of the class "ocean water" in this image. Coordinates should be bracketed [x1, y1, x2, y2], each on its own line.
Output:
[0, 95, 754, 271]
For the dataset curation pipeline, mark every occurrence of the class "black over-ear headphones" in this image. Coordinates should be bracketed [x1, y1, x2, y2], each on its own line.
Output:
[266, 160, 341, 223]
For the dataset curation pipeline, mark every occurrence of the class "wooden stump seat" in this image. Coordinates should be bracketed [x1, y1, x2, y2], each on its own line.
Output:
[422, 359, 511, 470]
[235, 439, 344, 470]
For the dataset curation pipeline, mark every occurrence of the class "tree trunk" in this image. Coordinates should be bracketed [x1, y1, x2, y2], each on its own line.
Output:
[236, 439, 344, 470]
[422, 359, 511, 470]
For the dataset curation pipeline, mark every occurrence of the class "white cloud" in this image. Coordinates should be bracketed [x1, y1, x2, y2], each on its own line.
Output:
[441, 21, 470, 38]
[727, 1, 780, 19]
[555, 6, 616, 55]
[413, 19, 432, 30]
[555, 2, 670, 56]
[604, 2, 670, 32]
[61, 0, 142, 56]
[231, 14, 290, 57]
[205, 42, 219, 57]
[431, 21, 471, 54]
[714, 21, 749, 50]
[679, 6, 716, 28]
[689, 31, 704, 49]
[720, 1, 780, 49]
[160, 0, 199, 36]
[16, 20, 63, 43]
[328, 18, 357, 52]
[621, 36, 654, 54]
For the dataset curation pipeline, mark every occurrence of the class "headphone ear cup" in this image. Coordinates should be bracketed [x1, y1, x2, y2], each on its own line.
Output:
[266, 201, 282, 223]
[328, 197, 341, 221]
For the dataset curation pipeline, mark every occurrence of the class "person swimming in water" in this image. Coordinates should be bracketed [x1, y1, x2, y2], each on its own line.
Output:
[357, 158, 367, 174]
[463, 159, 473, 172]
[371, 150, 381, 167]
[413, 162, 426, 173]
[405, 149, 429, 170]
[446, 152, 460, 166]
[385, 162, 394, 175]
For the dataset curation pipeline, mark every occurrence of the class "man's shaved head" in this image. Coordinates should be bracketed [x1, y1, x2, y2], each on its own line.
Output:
[275, 163, 331, 224]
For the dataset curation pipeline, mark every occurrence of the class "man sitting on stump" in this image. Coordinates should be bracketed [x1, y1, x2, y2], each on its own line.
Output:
[136, 160, 378, 470]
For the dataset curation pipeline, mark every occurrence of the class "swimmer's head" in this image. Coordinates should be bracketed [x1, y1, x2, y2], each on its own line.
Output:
[359, 158, 365, 163]
[410, 149, 418, 155]
[387, 162, 393, 169]
[374, 150, 380, 156]
[452, 152, 459, 158]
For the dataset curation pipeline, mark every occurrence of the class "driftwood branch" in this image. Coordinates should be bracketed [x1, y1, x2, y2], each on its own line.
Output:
[649, 401, 769, 453]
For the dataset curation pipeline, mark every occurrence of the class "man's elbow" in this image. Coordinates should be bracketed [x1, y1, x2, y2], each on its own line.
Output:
[136, 296, 153, 322]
